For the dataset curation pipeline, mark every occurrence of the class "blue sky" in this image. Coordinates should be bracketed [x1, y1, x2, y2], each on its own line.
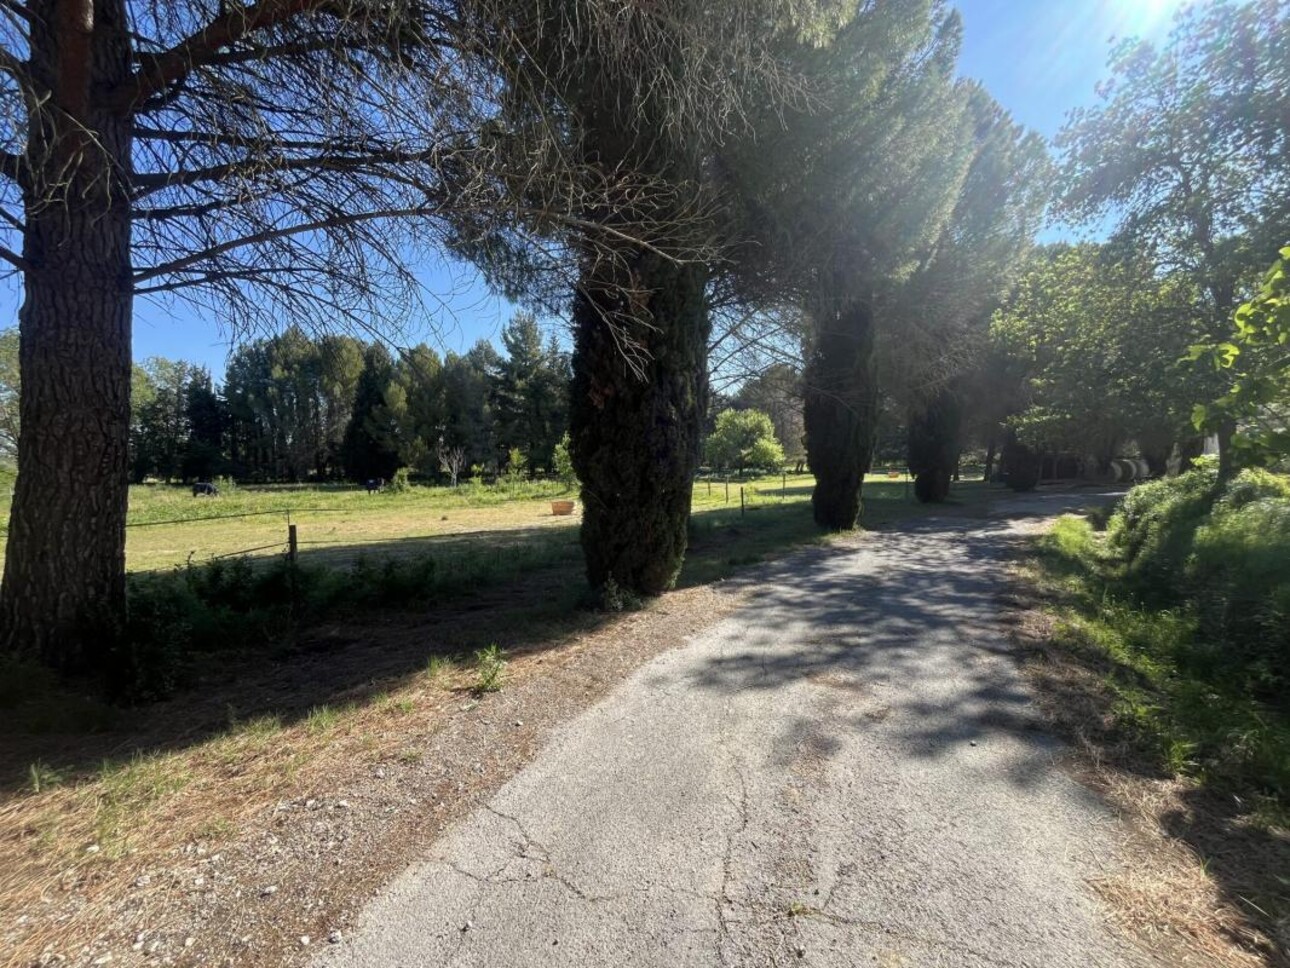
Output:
[9, 0, 1187, 376]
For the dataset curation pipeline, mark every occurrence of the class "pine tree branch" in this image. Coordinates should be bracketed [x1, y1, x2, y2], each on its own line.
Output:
[0, 243, 31, 272]
[104, 0, 330, 114]
[131, 205, 446, 284]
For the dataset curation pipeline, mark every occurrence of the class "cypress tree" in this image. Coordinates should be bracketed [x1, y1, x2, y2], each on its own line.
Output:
[570, 253, 709, 591]
[1001, 430, 1042, 492]
[803, 298, 878, 530]
[341, 345, 401, 483]
[908, 389, 962, 504]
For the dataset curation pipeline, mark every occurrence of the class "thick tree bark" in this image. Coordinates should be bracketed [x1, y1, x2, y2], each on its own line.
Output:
[907, 389, 961, 504]
[803, 298, 877, 530]
[1000, 430, 1042, 492]
[569, 253, 710, 594]
[0, 0, 135, 672]
[982, 435, 997, 483]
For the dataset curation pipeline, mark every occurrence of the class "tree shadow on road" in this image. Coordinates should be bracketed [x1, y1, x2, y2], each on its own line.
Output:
[677, 491, 1287, 965]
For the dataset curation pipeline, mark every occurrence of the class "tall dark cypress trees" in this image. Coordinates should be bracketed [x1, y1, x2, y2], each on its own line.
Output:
[341, 345, 400, 483]
[570, 254, 710, 591]
[907, 389, 962, 504]
[803, 297, 878, 529]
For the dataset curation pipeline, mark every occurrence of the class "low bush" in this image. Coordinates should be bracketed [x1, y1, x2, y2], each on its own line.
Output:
[1035, 469, 1290, 801]
[1104, 468, 1290, 701]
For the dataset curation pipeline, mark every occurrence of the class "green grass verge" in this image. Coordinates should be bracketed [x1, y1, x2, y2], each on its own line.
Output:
[1034, 513, 1290, 815]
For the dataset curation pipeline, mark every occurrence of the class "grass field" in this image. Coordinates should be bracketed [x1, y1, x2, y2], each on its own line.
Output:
[0, 469, 959, 575]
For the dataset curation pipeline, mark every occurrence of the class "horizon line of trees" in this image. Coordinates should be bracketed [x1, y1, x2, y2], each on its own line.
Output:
[114, 313, 570, 487]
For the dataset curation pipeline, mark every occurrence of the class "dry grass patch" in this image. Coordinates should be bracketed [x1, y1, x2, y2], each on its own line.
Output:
[0, 660, 479, 965]
[0, 582, 743, 968]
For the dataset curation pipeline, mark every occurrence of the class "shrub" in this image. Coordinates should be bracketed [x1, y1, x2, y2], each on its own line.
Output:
[552, 432, 576, 486]
[600, 575, 643, 612]
[504, 448, 527, 482]
[1101, 468, 1290, 703]
[106, 534, 581, 702]
[1107, 469, 1218, 587]
[387, 467, 412, 493]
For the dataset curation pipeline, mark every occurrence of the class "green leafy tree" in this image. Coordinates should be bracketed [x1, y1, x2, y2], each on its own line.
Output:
[991, 244, 1214, 471]
[552, 432, 576, 486]
[131, 358, 203, 482]
[223, 328, 324, 482]
[490, 314, 570, 475]
[733, 365, 805, 467]
[182, 370, 227, 481]
[1056, 0, 1290, 474]
[441, 342, 500, 475]
[316, 335, 367, 478]
[1194, 248, 1290, 465]
[388, 344, 447, 476]
[706, 409, 785, 477]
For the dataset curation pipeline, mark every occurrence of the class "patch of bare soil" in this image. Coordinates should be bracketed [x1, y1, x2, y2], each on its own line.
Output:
[1, 578, 746, 968]
[1002, 570, 1290, 968]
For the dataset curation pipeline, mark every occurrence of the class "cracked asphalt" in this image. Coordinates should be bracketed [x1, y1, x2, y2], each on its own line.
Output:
[316, 490, 1160, 968]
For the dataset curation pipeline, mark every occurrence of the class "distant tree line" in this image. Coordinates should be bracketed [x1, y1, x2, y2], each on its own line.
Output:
[125, 314, 570, 485]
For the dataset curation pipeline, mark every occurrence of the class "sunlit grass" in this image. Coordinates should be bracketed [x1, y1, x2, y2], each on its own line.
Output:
[1033, 514, 1290, 804]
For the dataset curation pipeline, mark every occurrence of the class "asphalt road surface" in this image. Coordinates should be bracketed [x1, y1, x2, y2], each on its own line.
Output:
[318, 489, 1160, 968]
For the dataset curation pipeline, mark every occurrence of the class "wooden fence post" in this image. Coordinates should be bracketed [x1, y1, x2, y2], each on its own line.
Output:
[288, 523, 298, 564]
[740, 486, 745, 516]
[725, 479, 730, 504]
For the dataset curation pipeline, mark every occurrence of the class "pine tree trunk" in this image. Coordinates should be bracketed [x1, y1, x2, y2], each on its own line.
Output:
[1000, 430, 1042, 492]
[803, 298, 877, 530]
[569, 253, 709, 594]
[982, 435, 997, 483]
[908, 389, 961, 504]
[0, 0, 134, 672]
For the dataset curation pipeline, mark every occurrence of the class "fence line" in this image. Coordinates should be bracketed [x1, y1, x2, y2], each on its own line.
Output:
[208, 541, 289, 560]
[126, 507, 354, 528]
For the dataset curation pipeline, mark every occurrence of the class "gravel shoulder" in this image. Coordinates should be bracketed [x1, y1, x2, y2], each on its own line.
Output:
[318, 491, 1172, 968]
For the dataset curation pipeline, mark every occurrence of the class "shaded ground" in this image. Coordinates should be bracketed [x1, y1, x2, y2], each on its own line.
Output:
[318, 491, 1192, 968]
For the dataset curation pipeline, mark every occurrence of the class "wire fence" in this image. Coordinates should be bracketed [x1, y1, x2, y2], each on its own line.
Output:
[123, 499, 583, 573]
[695, 470, 911, 509]
[118, 471, 910, 573]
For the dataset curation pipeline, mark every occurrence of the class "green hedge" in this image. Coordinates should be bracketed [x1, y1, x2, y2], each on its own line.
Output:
[1107, 469, 1290, 702]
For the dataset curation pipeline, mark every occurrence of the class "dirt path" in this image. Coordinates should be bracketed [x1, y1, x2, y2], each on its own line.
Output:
[317, 491, 1171, 968]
